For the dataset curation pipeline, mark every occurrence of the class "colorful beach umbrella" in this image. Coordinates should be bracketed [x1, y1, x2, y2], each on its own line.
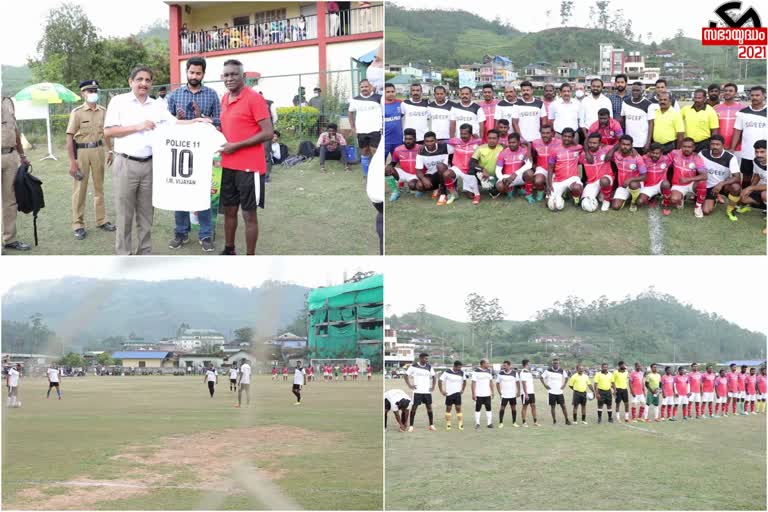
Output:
[14, 82, 81, 104]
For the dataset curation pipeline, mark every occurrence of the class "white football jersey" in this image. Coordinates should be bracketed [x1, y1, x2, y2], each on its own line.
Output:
[151, 123, 227, 211]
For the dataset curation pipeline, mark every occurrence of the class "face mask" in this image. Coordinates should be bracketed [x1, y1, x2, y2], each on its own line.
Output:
[86, 93, 99, 103]
[575, 89, 584, 99]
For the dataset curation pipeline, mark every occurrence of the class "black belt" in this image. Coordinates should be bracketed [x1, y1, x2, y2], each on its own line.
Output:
[1, 147, 15, 154]
[75, 141, 103, 149]
[117, 152, 152, 163]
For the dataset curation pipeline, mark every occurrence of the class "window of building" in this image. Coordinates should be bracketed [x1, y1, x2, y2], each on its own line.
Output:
[254, 8, 287, 25]
[138, 361, 146, 368]
[233, 15, 250, 26]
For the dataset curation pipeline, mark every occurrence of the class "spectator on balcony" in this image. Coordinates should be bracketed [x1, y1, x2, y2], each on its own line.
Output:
[298, 15, 307, 40]
[180, 23, 189, 53]
[270, 20, 280, 44]
[328, 1, 340, 36]
[229, 25, 241, 48]
[358, 1, 372, 34]
[222, 23, 231, 48]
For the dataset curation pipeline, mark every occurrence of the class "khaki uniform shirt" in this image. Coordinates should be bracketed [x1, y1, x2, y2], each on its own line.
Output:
[66, 103, 106, 144]
[1, 97, 17, 148]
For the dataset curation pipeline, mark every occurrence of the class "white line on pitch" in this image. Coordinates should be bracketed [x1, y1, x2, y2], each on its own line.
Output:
[648, 207, 666, 255]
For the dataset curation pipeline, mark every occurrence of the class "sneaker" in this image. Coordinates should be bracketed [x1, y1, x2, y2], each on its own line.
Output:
[498, 423, 504, 429]
[436, 194, 447, 206]
[535, 190, 545, 201]
[220, 246, 236, 255]
[96, 222, 116, 232]
[668, 417, 676, 421]
[727, 211, 738, 222]
[736, 205, 752, 213]
[472, 194, 480, 205]
[432, 189, 439, 199]
[446, 193, 458, 205]
[582, 421, 588, 425]
[601, 200, 611, 212]
[407, 426, 414, 432]
[487, 424, 494, 429]
[294, 402, 301, 406]
[169, 235, 189, 250]
[200, 238, 215, 252]
[565, 420, 573, 425]
[3, 241, 31, 251]
[475, 424, 480, 430]
[428, 425, 437, 431]
[458, 424, 464, 431]
[525, 194, 536, 204]
[522, 422, 529, 428]
[73, 228, 86, 240]
[512, 423, 519, 428]
[445, 424, 451, 431]
[534, 422, 541, 427]
[608, 418, 614, 423]
[683, 416, 688, 421]
[414, 191, 424, 198]
[694, 206, 704, 218]
[597, 418, 602, 424]
[629, 203, 637, 212]
[234, 404, 241, 408]
[389, 191, 401, 202]
[654, 418, 661, 422]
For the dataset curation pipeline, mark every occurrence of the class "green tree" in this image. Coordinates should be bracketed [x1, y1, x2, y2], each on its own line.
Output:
[440, 68, 458, 89]
[96, 352, 114, 366]
[90, 37, 149, 89]
[595, 1, 610, 30]
[234, 327, 255, 344]
[59, 352, 84, 368]
[560, 0, 574, 26]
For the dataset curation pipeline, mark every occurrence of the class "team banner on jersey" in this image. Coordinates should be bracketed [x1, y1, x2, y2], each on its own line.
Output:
[151, 123, 227, 211]
[458, 69, 476, 89]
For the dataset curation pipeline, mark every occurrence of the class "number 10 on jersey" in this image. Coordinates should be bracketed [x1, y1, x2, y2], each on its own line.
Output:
[169, 148, 194, 180]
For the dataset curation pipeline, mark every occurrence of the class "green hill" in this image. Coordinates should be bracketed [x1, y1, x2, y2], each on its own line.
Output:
[387, 291, 766, 365]
[1, 65, 33, 97]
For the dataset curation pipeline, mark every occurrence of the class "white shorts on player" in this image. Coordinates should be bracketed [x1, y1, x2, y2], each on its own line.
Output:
[450, 166, 479, 195]
[702, 392, 715, 403]
[740, 391, 747, 399]
[640, 181, 664, 198]
[499, 172, 525, 188]
[747, 394, 756, 402]
[551, 176, 580, 198]
[662, 396, 675, 406]
[395, 168, 419, 186]
[631, 393, 646, 404]
[728, 391, 738, 398]
[671, 183, 695, 196]
[758, 393, 765, 400]
[689, 392, 702, 403]
[613, 186, 635, 201]
[535, 165, 549, 177]
[582, 175, 613, 200]
[716, 395, 727, 404]
[675, 395, 689, 405]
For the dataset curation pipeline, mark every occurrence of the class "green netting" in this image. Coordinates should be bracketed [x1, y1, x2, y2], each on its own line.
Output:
[307, 274, 384, 310]
[358, 304, 383, 318]
[359, 325, 382, 340]
[328, 307, 357, 322]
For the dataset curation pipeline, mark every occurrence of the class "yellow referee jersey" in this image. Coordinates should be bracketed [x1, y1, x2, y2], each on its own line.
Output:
[568, 373, 590, 393]
[593, 371, 613, 391]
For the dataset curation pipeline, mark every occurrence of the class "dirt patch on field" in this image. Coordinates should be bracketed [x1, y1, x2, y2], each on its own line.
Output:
[9, 426, 341, 510]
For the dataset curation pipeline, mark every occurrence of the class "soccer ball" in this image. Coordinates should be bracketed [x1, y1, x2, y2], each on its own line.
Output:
[548, 195, 565, 211]
[480, 177, 494, 191]
[581, 197, 598, 212]
[15, 401, 21, 408]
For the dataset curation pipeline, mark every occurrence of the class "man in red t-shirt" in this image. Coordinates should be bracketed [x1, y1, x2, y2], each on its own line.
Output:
[668, 137, 708, 217]
[219, 59, 273, 255]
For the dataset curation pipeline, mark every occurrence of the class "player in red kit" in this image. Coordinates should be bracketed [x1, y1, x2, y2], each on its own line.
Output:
[367, 364, 372, 381]
[629, 362, 646, 422]
[688, 363, 703, 419]
[727, 363, 740, 414]
[714, 369, 729, 417]
[701, 365, 717, 418]
[673, 367, 690, 420]
[746, 367, 758, 414]
[282, 367, 288, 381]
[479, 84, 498, 143]
[637, 143, 673, 210]
[660, 366, 676, 420]
[756, 367, 767, 414]
[737, 365, 748, 415]
[608, 135, 647, 211]
[271, 366, 278, 381]
[668, 138, 708, 218]
[386, 128, 421, 200]
[546, 128, 583, 209]
[443, 124, 484, 204]
[529, 125, 562, 202]
[580, 132, 615, 212]
[495, 133, 533, 198]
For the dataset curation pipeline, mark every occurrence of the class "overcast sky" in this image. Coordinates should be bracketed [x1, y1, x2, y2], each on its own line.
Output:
[0, 257, 382, 294]
[0, 0, 168, 66]
[391, 0, 742, 43]
[386, 256, 768, 335]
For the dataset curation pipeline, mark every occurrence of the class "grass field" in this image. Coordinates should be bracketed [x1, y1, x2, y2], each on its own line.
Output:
[2, 375, 382, 510]
[384, 192, 767, 255]
[7, 143, 378, 255]
[385, 378, 767, 510]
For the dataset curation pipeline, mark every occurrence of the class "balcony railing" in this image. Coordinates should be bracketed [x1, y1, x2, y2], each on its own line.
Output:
[180, 14, 318, 55]
[326, 4, 383, 38]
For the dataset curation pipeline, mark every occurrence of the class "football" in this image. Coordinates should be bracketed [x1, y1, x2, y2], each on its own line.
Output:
[582, 197, 598, 212]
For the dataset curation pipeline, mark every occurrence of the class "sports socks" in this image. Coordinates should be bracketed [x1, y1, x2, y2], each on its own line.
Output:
[386, 176, 398, 193]
[456, 412, 463, 427]
[427, 410, 434, 426]
[485, 410, 492, 426]
[360, 155, 371, 177]
[629, 188, 640, 204]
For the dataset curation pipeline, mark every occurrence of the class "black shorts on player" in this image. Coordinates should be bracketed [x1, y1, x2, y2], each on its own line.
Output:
[412, 392, 432, 407]
[501, 397, 517, 407]
[475, 396, 492, 411]
[221, 169, 266, 210]
[572, 391, 587, 407]
[445, 392, 462, 407]
[598, 390, 613, 407]
[749, 191, 767, 209]
[548, 393, 565, 406]
[292, 384, 301, 392]
[615, 389, 629, 404]
[230, 378, 237, 385]
[48, 382, 59, 388]
[422, 172, 440, 190]
[357, 131, 382, 149]
[741, 159, 754, 182]
[523, 393, 536, 404]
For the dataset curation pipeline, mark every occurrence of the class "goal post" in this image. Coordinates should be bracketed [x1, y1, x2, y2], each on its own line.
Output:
[310, 358, 370, 372]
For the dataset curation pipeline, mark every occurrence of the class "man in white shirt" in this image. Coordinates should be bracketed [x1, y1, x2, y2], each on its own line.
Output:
[348, 79, 382, 178]
[540, 357, 571, 425]
[518, 359, 539, 427]
[292, 361, 306, 405]
[438, 360, 467, 431]
[548, 83, 581, 138]
[404, 353, 436, 432]
[6, 364, 21, 408]
[236, 360, 251, 407]
[384, 388, 411, 432]
[46, 365, 62, 400]
[471, 359, 495, 429]
[579, 78, 613, 143]
[495, 360, 520, 428]
[228, 364, 239, 392]
[104, 65, 211, 255]
[203, 365, 218, 397]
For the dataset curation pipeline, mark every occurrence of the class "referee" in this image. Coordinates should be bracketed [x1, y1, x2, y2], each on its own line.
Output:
[593, 363, 614, 423]
[568, 364, 594, 424]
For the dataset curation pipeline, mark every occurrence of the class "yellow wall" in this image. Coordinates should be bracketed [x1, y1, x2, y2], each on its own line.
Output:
[120, 358, 163, 368]
[182, 2, 306, 31]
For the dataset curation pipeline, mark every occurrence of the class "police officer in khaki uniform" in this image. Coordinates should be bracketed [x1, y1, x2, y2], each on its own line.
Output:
[66, 80, 115, 240]
[1, 96, 31, 251]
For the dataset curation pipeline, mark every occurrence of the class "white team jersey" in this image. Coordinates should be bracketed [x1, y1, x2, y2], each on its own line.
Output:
[385, 389, 410, 410]
[494, 100, 517, 128]
[541, 368, 568, 395]
[512, 98, 547, 142]
[471, 368, 494, 397]
[579, 94, 614, 129]
[496, 370, 518, 398]
[294, 368, 305, 385]
[348, 93, 383, 134]
[8, 368, 19, 387]
[206, 370, 217, 382]
[229, 369, 238, 379]
[401, 98, 431, 141]
[700, 149, 740, 187]
[439, 369, 466, 395]
[548, 99, 580, 133]
[406, 363, 435, 394]
[428, 100, 453, 140]
[450, 102, 485, 138]
[518, 369, 534, 395]
[754, 161, 767, 185]
[734, 106, 767, 160]
[47, 368, 60, 383]
[239, 364, 252, 384]
[621, 97, 653, 147]
[151, 123, 227, 211]
[415, 144, 450, 175]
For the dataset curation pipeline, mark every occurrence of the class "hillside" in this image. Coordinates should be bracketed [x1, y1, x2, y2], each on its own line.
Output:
[1, 65, 33, 97]
[386, 4, 765, 81]
[387, 293, 766, 365]
[2, 277, 309, 352]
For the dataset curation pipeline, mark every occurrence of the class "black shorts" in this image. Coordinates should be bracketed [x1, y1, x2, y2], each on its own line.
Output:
[421, 172, 440, 190]
[657, 141, 676, 155]
[615, 388, 629, 404]
[230, 378, 237, 384]
[522, 393, 536, 405]
[292, 384, 302, 391]
[633, 146, 647, 156]
[49, 382, 60, 388]
[501, 397, 517, 407]
[741, 158, 754, 178]
[749, 190, 766, 209]
[693, 139, 710, 153]
[706, 186, 725, 200]
[572, 391, 587, 406]
[598, 389, 613, 407]
[475, 395, 492, 411]
[357, 131, 382, 149]
[548, 393, 565, 406]
[221, 168, 265, 210]
[445, 392, 462, 407]
[412, 393, 432, 407]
